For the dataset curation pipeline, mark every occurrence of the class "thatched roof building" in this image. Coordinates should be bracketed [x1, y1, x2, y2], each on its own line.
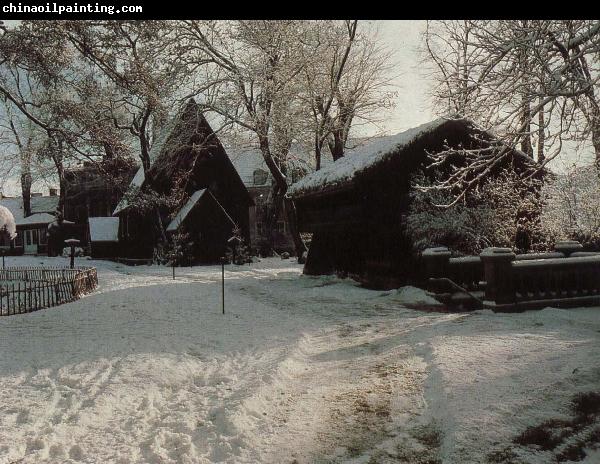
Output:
[288, 117, 538, 289]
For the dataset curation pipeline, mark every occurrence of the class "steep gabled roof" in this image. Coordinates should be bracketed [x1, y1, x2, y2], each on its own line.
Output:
[31, 196, 59, 214]
[288, 117, 537, 199]
[112, 113, 182, 215]
[228, 145, 315, 188]
[114, 99, 252, 215]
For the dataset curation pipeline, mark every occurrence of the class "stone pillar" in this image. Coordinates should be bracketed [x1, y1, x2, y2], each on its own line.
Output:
[554, 240, 583, 257]
[480, 247, 516, 304]
[421, 247, 452, 279]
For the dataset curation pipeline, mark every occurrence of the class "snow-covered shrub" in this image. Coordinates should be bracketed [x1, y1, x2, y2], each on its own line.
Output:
[540, 166, 600, 249]
[0, 205, 17, 240]
[164, 231, 193, 266]
[406, 171, 546, 255]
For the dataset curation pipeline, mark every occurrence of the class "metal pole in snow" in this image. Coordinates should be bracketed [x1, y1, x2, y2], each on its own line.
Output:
[172, 263, 175, 280]
[221, 257, 225, 315]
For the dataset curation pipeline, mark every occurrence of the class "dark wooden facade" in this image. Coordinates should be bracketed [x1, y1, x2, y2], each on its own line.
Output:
[64, 159, 137, 248]
[116, 99, 253, 263]
[166, 189, 238, 263]
[289, 118, 537, 289]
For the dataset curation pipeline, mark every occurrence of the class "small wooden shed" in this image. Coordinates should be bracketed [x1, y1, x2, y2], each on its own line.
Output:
[89, 217, 120, 259]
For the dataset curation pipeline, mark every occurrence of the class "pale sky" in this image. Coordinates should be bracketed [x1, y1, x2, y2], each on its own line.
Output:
[374, 20, 435, 134]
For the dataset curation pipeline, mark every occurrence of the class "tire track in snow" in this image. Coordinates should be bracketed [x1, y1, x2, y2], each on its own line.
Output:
[232, 317, 438, 463]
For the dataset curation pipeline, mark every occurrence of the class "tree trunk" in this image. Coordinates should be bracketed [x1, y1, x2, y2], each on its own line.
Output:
[315, 136, 322, 171]
[537, 101, 545, 164]
[329, 130, 345, 161]
[263, 184, 283, 255]
[328, 98, 355, 161]
[103, 141, 115, 160]
[588, 105, 600, 173]
[520, 97, 533, 157]
[20, 168, 32, 218]
[569, 50, 600, 173]
[155, 206, 168, 244]
[51, 140, 66, 217]
[56, 164, 66, 217]
[257, 135, 306, 259]
[284, 197, 308, 263]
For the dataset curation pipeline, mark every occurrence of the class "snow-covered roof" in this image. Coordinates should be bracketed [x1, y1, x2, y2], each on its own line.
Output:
[0, 195, 58, 225]
[227, 144, 315, 188]
[16, 212, 55, 226]
[89, 217, 120, 242]
[31, 195, 59, 214]
[112, 167, 144, 215]
[288, 118, 449, 198]
[166, 189, 235, 233]
[287, 117, 538, 199]
[228, 148, 271, 187]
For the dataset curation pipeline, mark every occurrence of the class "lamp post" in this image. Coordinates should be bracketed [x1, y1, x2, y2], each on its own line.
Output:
[64, 238, 80, 269]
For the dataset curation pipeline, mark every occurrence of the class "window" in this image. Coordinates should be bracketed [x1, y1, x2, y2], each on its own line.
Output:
[277, 221, 285, 234]
[256, 222, 264, 235]
[253, 169, 268, 186]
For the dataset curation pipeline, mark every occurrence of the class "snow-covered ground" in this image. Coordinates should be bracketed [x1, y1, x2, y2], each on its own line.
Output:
[1, 256, 599, 464]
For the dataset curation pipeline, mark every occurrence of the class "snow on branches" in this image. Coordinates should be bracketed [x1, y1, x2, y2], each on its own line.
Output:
[0, 205, 17, 240]
[407, 170, 546, 255]
[541, 165, 600, 248]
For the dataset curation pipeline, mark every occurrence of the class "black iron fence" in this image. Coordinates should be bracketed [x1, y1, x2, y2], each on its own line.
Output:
[0, 267, 98, 316]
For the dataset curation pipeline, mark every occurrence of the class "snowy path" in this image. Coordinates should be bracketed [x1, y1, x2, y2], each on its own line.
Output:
[0, 256, 599, 463]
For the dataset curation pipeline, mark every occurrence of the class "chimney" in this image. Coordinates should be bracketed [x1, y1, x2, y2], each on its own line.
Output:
[49, 188, 57, 196]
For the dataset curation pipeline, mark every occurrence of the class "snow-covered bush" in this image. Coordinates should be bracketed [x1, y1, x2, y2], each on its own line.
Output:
[164, 231, 193, 266]
[406, 171, 546, 255]
[0, 205, 17, 240]
[540, 166, 600, 249]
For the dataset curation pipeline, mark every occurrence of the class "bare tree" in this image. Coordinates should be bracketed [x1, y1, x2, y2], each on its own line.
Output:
[421, 20, 600, 205]
[173, 20, 313, 259]
[299, 21, 395, 170]
[0, 101, 44, 215]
